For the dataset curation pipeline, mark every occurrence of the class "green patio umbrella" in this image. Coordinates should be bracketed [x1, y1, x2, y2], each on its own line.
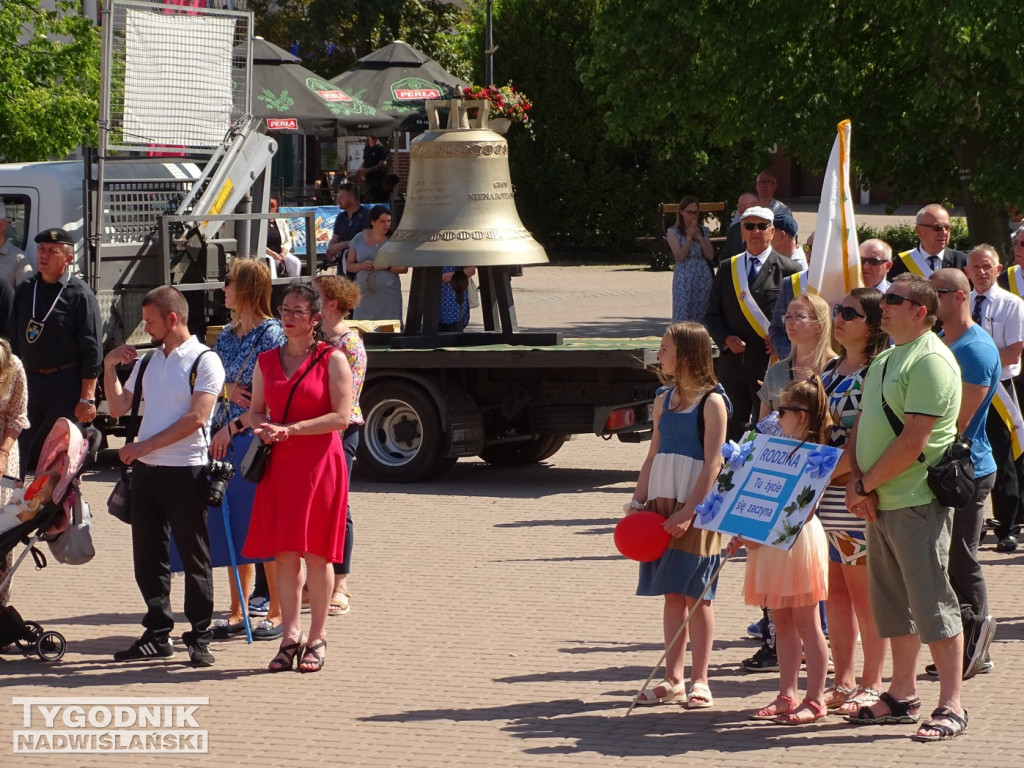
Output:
[246, 38, 395, 137]
[330, 40, 468, 132]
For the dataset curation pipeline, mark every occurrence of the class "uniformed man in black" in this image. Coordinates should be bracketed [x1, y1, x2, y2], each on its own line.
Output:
[12, 228, 102, 474]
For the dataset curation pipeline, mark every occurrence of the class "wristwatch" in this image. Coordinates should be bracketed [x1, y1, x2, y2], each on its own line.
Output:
[79, 398, 96, 406]
[855, 478, 867, 496]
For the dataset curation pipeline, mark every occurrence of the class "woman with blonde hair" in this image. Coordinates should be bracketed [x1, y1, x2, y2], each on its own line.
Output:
[0, 338, 29, 608]
[205, 258, 286, 640]
[758, 293, 837, 419]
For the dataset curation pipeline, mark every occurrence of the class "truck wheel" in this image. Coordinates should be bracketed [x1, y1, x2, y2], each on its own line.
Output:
[358, 381, 448, 482]
[479, 435, 568, 466]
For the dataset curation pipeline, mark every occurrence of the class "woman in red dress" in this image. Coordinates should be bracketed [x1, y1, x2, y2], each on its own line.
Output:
[243, 283, 352, 673]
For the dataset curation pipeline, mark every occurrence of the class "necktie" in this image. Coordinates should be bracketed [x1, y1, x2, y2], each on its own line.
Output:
[747, 257, 758, 285]
[927, 255, 940, 272]
[972, 295, 985, 324]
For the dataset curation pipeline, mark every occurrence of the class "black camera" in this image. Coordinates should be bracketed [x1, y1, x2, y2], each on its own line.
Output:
[206, 460, 235, 507]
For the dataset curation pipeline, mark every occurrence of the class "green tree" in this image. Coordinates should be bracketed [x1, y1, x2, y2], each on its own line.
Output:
[0, 1, 100, 162]
[585, 0, 1024, 254]
[249, 0, 473, 81]
[481, 0, 754, 252]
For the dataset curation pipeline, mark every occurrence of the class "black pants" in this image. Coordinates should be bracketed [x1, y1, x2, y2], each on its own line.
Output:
[949, 471, 995, 626]
[719, 375, 759, 441]
[985, 401, 1022, 538]
[130, 462, 214, 645]
[20, 368, 79, 477]
[332, 424, 360, 576]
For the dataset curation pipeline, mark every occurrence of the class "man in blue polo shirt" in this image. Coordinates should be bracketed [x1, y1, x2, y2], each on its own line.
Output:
[931, 268, 999, 680]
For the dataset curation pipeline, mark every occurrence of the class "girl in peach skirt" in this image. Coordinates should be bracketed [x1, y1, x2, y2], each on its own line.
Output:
[734, 377, 831, 725]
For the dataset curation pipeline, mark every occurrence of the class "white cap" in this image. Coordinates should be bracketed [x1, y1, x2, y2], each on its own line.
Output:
[741, 206, 774, 223]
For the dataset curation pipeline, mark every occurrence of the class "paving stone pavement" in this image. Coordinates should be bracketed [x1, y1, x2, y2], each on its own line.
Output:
[2, 265, 1022, 766]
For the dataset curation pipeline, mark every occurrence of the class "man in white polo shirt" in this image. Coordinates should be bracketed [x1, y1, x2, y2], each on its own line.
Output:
[965, 245, 1024, 553]
[103, 286, 225, 666]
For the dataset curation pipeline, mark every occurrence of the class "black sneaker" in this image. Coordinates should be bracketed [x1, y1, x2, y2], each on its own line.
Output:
[742, 644, 779, 672]
[187, 642, 215, 667]
[113, 637, 174, 661]
[996, 535, 1018, 552]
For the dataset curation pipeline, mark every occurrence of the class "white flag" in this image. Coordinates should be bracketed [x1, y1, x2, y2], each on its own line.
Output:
[808, 120, 862, 306]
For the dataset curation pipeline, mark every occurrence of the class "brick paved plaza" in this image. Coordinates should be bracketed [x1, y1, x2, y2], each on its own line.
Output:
[2, 264, 1021, 766]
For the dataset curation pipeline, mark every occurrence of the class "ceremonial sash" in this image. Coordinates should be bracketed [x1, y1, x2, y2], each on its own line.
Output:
[729, 255, 770, 339]
[897, 249, 929, 276]
[790, 270, 808, 299]
[1007, 265, 1024, 299]
[991, 382, 1024, 460]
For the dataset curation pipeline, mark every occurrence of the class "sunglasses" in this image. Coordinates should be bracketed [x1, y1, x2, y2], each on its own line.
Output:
[777, 406, 809, 416]
[882, 293, 925, 308]
[919, 222, 953, 233]
[832, 304, 865, 321]
[743, 222, 771, 231]
[861, 257, 890, 267]
[935, 288, 958, 295]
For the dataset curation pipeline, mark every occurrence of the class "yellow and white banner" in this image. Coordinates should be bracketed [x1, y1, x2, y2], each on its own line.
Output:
[729, 255, 770, 338]
[992, 382, 1024, 460]
[808, 120, 863, 306]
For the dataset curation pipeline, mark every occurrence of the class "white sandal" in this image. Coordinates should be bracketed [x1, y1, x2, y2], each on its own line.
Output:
[328, 589, 351, 616]
[686, 682, 714, 709]
[635, 679, 685, 706]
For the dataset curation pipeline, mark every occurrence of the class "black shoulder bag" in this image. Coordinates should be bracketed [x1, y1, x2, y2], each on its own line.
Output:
[240, 345, 333, 483]
[878, 358, 975, 508]
[106, 352, 153, 524]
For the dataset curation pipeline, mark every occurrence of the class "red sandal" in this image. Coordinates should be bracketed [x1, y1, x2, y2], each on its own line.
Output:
[751, 694, 796, 720]
[776, 698, 828, 725]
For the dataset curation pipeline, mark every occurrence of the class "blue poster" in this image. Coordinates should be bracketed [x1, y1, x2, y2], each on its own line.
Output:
[280, 203, 389, 256]
[694, 431, 842, 550]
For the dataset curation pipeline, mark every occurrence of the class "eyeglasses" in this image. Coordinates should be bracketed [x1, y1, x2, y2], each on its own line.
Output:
[277, 305, 312, 318]
[882, 293, 924, 308]
[832, 304, 865, 321]
[783, 313, 813, 323]
[861, 257, 890, 267]
[918, 222, 953, 233]
[743, 222, 771, 231]
[682, 208, 700, 215]
[777, 406, 809, 416]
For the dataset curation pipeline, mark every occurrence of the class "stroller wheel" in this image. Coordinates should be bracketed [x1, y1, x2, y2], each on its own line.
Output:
[15, 621, 43, 654]
[36, 631, 66, 662]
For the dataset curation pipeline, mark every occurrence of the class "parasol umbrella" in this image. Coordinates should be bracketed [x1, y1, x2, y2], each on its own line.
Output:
[245, 37, 395, 137]
[330, 40, 469, 132]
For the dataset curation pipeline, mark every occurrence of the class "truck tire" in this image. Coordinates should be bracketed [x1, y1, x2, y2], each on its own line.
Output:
[357, 381, 449, 482]
[479, 434, 568, 466]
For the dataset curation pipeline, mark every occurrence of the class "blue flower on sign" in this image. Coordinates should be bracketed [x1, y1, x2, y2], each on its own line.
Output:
[722, 440, 754, 470]
[696, 492, 724, 525]
[806, 445, 840, 479]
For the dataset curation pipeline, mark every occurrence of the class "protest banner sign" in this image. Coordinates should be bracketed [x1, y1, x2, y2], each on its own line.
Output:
[695, 432, 842, 550]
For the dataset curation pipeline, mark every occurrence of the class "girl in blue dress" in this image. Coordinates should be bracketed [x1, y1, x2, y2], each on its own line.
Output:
[626, 322, 729, 708]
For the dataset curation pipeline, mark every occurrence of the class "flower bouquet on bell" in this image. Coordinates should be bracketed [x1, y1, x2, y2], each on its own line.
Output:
[463, 83, 534, 136]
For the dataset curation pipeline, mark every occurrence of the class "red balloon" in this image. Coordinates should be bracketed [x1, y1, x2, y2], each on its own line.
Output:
[614, 511, 670, 562]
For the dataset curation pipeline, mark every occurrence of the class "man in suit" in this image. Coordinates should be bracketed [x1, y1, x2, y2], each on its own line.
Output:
[706, 206, 802, 439]
[888, 204, 968, 278]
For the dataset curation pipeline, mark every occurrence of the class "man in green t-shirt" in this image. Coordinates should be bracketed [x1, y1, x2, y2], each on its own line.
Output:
[844, 273, 967, 741]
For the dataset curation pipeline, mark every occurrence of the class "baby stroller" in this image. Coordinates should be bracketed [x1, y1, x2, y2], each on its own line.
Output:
[0, 418, 95, 662]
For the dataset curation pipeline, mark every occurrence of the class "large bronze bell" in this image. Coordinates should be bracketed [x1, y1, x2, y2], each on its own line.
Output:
[370, 98, 556, 347]
[375, 99, 548, 268]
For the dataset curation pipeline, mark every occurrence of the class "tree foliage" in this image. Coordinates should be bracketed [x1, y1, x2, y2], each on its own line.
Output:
[248, 0, 475, 81]
[481, 0, 753, 252]
[0, 1, 100, 162]
[585, 0, 1024, 252]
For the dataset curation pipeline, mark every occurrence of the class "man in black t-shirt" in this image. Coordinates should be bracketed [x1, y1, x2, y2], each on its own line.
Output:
[358, 137, 389, 203]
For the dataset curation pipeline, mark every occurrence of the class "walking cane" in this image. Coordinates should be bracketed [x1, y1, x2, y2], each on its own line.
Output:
[625, 550, 734, 717]
[220, 493, 254, 644]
